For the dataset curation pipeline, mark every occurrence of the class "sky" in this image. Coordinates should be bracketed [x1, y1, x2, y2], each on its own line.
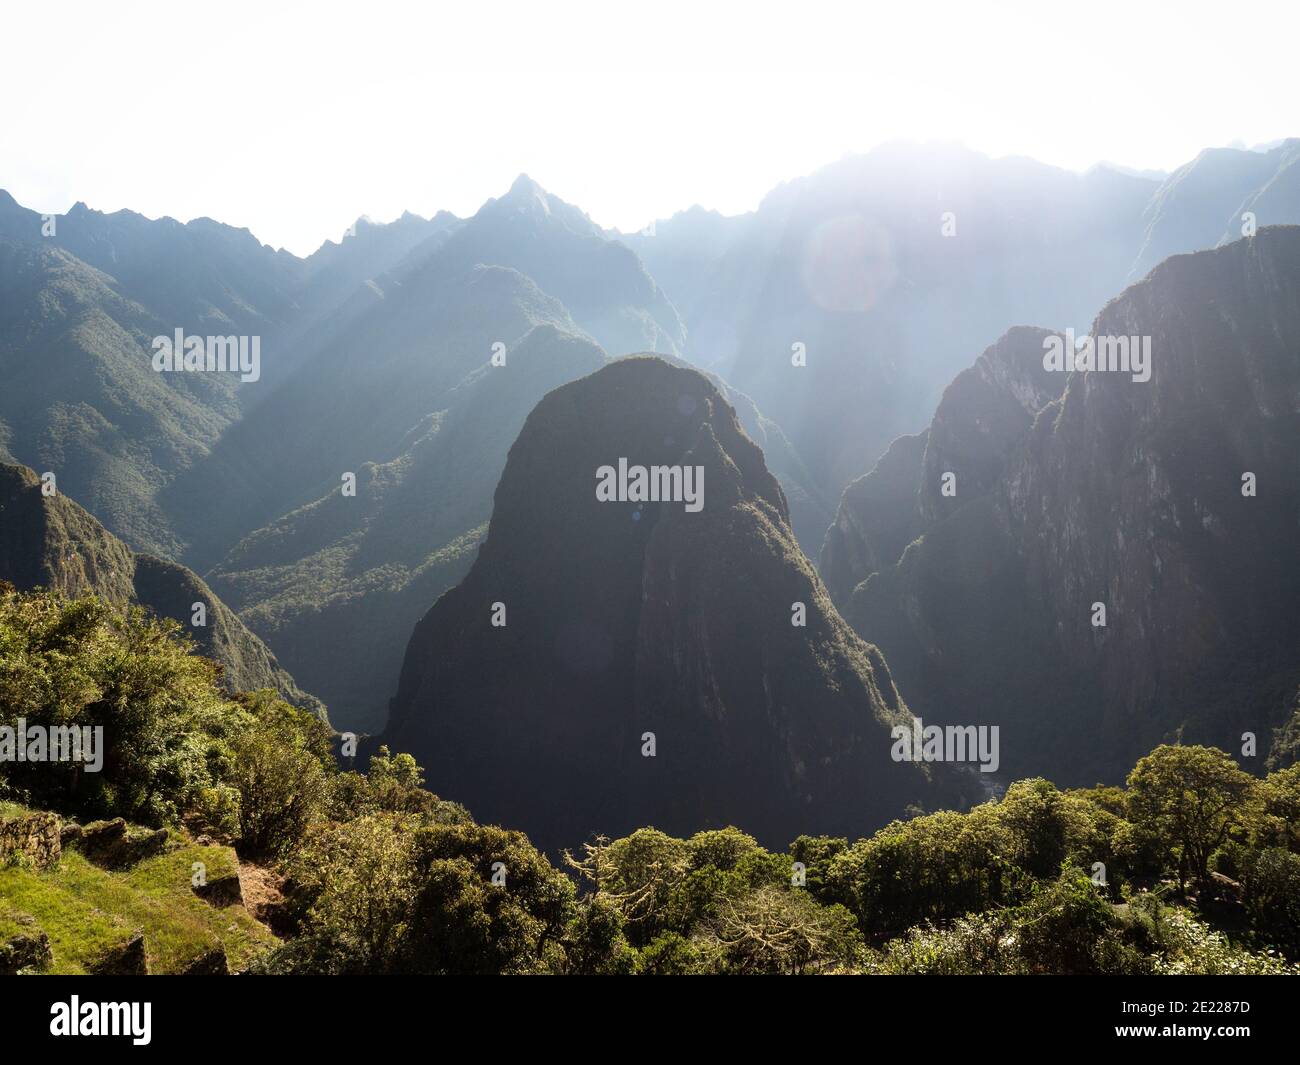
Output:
[2, 0, 1296, 256]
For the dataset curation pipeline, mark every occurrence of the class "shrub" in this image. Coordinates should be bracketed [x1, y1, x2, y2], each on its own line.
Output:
[1242, 847, 1300, 958]
[230, 692, 332, 858]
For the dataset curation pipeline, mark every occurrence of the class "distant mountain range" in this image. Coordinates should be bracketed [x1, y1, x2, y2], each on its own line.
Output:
[622, 139, 1300, 513]
[2, 138, 1298, 749]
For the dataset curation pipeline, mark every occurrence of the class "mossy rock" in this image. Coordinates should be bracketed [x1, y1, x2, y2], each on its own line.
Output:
[0, 908, 53, 974]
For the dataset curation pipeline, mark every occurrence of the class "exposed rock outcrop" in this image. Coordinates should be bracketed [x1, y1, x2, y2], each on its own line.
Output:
[0, 914, 52, 974]
[0, 811, 61, 870]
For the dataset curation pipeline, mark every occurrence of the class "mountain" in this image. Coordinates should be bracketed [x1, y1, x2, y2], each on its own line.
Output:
[628, 143, 1162, 511]
[162, 176, 698, 570]
[300, 210, 458, 322]
[0, 190, 317, 559]
[0, 176, 689, 571]
[163, 262, 588, 570]
[8, 145, 1300, 578]
[0, 239, 246, 558]
[0, 177, 818, 729]
[204, 330, 830, 734]
[381, 357, 947, 852]
[821, 325, 1065, 602]
[430, 175, 685, 357]
[0, 462, 323, 717]
[838, 227, 1300, 783]
[270, 209, 463, 388]
[614, 205, 751, 336]
[1129, 139, 1300, 280]
[0, 192, 303, 340]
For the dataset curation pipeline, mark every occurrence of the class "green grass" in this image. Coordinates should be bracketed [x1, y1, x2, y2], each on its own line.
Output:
[0, 843, 277, 973]
[0, 898, 39, 942]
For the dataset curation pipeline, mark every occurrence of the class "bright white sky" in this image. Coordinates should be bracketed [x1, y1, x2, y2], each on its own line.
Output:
[2, 0, 1295, 256]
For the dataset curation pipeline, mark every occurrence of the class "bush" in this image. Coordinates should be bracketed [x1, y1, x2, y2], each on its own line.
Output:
[1243, 847, 1300, 958]
[270, 813, 418, 973]
[230, 692, 332, 858]
[1151, 907, 1298, 975]
[1013, 870, 1119, 974]
[0, 588, 251, 825]
[870, 911, 1024, 975]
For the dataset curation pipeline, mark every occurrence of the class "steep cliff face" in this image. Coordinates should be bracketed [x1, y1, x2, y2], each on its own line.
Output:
[821, 326, 1064, 604]
[820, 431, 929, 606]
[383, 357, 940, 851]
[843, 228, 1300, 782]
[0, 463, 323, 717]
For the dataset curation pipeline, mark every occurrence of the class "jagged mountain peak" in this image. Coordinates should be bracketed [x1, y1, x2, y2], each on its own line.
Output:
[476, 172, 599, 237]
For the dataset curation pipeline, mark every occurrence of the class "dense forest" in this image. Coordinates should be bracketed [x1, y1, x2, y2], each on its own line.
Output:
[3, 582, 1297, 976]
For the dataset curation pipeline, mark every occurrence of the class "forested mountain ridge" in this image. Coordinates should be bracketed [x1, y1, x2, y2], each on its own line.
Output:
[0, 462, 322, 715]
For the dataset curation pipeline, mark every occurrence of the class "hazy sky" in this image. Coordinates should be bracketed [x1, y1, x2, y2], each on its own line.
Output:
[3, 0, 1294, 256]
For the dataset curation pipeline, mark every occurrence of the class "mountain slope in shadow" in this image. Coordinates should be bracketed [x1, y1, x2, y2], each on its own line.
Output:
[382, 357, 948, 852]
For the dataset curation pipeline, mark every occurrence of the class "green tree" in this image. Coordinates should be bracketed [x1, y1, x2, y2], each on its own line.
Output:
[1014, 870, 1118, 974]
[825, 805, 1023, 936]
[637, 932, 703, 974]
[788, 834, 849, 899]
[692, 885, 864, 974]
[398, 821, 576, 973]
[230, 691, 332, 857]
[1126, 745, 1255, 893]
[995, 778, 1069, 878]
[1254, 764, 1300, 853]
[562, 895, 638, 974]
[0, 586, 250, 824]
[271, 813, 417, 973]
[565, 828, 691, 947]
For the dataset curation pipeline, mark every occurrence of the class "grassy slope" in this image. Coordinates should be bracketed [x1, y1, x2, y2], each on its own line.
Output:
[0, 806, 276, 974]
